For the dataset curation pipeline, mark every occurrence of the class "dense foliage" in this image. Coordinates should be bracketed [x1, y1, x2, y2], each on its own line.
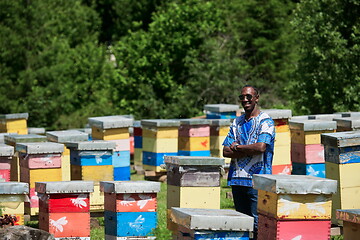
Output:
[0, 0, 359, 129]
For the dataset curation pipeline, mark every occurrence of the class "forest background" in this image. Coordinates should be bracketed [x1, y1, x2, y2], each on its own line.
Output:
[1, 0, 359, 130]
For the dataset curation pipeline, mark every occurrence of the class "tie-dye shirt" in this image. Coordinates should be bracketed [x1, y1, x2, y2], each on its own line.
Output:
[223, 112, 275, 187]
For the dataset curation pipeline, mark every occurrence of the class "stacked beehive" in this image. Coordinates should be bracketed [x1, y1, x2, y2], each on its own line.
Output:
[66, 140, 115, 212]
[141, 119, 180, 175]
[100, 181, 161, 239]
[89, 116, 133, 181]
[133, 121, 143, 173]
[17, 142, 64, 215]
[321, 131, 360, 224]
[0, 144, 14, 181]
[0, 113, 28, 134]
[334, 117, 360, 132]
[290, 120, 336, 178]
[0, 182, 28, 226]
[178, 119, 211, 157]
[204, 104, 239, 119]
[209, 119, 231, 168]
[36, 181, 94, 239]
[171, 208, 253, 240]
[5, 134, 47, 182]
[253, 174, 337, 239]
[262, 109, 292, 175]
[46, 130, 89, 181]
[164, 156, 224, 232]
[337, 209, 360, 239]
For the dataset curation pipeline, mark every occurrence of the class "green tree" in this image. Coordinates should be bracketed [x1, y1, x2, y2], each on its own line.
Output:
[0, 0, 117, 129]
[289, 0, 360, 114]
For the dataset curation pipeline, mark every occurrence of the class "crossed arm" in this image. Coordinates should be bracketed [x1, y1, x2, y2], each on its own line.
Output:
[223, 142, 266, 158]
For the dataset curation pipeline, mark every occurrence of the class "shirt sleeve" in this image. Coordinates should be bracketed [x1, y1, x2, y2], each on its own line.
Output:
[257, 118, 275, 145]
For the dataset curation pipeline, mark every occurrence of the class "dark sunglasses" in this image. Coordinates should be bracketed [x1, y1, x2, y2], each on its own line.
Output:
[238, 94, 256, 101]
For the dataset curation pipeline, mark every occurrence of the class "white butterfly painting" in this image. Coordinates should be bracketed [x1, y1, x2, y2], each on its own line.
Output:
[137, 194, 152, 209]
[120, 194, 136, 206]
[95, 155, 103, 164]
[129, 215, 145, 231]
[50, 216, 68, 232]
[70, 194, 88, 208]
[278, 195, 301, 215]
[279, 166, 291, 175]
[307, 166, 319, 176]
[305, 196, 327, 216]
[291, 235, 302, 240]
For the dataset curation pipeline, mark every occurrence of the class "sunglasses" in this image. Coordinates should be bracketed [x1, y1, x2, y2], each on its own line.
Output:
[238, 94, 256, 101]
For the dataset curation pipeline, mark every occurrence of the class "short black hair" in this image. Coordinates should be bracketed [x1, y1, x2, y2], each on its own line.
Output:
[242, 85, 259, 96]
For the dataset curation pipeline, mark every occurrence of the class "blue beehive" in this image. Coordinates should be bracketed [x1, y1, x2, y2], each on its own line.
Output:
[292, 162, 326, 178]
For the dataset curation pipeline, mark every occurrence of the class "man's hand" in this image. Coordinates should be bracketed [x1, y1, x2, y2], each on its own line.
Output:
[223, 142, 266, 158]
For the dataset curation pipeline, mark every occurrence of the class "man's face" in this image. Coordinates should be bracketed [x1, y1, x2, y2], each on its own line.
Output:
[239, 87, 259, 113]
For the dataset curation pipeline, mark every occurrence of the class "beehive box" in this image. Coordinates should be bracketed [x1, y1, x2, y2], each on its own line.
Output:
[334, 117, 360, 132]
[253, 174, 337, 220]
[88, 115, 133, 140]
[141, 119, 180, 173]
[5, 134, 48, 182]
[209, 119, 231, 166]
[322, 131, 360, 223]
[101, 181, 160, 239]
[170, 208, 253, 240]
[0, 144, 14, 182]
[46, 130, 89, 181]
[37, 181, 93, 239]
[262, 109, 292, 171]
[204, 104, 239, 119]
[337, 209, 360, 239]
[0, 182, 29, 226]
[0, 113, 28, 134]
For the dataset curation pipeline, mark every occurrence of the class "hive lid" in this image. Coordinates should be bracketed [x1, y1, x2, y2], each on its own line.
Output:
[0, 113, 29, 120]
[27, 128, 46, 135]
[253, 174, 337, 194]
[337, 209, 360, 224]
[321, 131, 360, 147]
[210, 119, 232, 126]
[180, 119, 211, 125]
[204, 104, 239, 113]
[170, 208, 254, 231]
[35, 181, 94, 194]
[16, 142, 64, 154]
[0, 144, 14, 156]
[100, 181, 161, 193]
[141, 119, 181, 127]
[289, 120, 337, 131]
[4, 134, 47, 145]
[308, 113, 342, 121]
[261, 109, 292, 119]
[88, 115, 133, 129]
[339, 112, 360, 118]
[164, 156, 224, 166]
[290, 115, 310, 121]
[0, 182, 29, 194]
[65, 140, 116, 150]
[333, 117, 360, 129]
[133, 121, 142, 128]
[47, 130, 89, 143]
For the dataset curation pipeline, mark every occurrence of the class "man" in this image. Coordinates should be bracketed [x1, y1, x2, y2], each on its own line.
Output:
[223, 85, 275, 237]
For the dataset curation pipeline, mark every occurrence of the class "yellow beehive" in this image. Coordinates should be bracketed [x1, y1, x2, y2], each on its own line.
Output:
[274, 131, 291, 147]
[0, 119, 28, 134]
[90, 185, 104, 212]
[71, 165, 113, 182]
[258, 190, 332, 220]
[275, 124, 290, 133]
[142, 137, 178, 153]
[178, 136, 210, 151]
[62, 146, 71, 181]
[20, 167, 62, 188]
[291, 130, 335, 145]
[91, 126, 129, 140]
[142, 127, 178, 139]
[326, 162, 360, 188]
[273, 145, 291, 165]
[0, 197, 25, 215]
[167, 185, 220, 210]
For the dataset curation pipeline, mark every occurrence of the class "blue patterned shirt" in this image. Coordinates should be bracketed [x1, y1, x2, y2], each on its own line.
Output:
[223, 112, 275, 187]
